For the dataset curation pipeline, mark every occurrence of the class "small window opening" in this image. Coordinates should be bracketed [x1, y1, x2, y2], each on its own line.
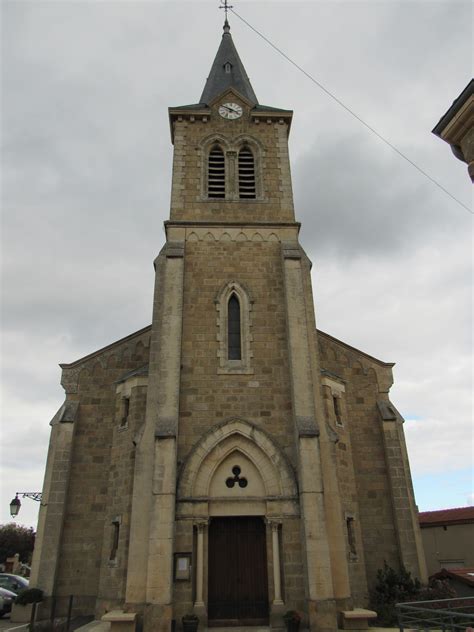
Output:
[110, 520, 120, 561]
[120, 397, 130, 427]
[238, 146, 256, 199]
[346, 516, 356, 557]
[333, 395, 343, 426]
[228, 293, 241, 360]
[224, 62, 232, 74]
[208, 145, 225, 198]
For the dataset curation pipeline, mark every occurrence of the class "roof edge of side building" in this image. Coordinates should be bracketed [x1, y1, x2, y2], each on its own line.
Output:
[59, 325, 152, 369]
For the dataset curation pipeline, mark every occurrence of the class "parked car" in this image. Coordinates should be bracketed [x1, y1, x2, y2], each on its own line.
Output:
[0, 587, 16, 617]
[0, 574, 29, 595]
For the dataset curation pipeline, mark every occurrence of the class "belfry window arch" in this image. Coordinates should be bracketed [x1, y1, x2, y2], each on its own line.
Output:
[215, 281, 253, 374]
[200, 134, 263, 201]
[234, 135, 263, 200]
[208, 144, 226, 198]
[238, 145, 256, 199]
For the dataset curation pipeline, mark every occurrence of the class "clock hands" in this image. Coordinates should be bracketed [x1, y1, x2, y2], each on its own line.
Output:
[225, 105, 240, 114]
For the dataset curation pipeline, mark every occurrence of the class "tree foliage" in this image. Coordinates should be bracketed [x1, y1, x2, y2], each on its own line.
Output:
[370, 562, 422, 625]
[369, 562, 457, 626]
[0, 523, 36, 564]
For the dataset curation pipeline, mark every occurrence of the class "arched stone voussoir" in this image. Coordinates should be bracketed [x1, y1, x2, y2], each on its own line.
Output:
[178, 418, 297, 499]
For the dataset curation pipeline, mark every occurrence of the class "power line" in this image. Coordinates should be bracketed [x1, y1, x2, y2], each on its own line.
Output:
[230, 7, 473, 216]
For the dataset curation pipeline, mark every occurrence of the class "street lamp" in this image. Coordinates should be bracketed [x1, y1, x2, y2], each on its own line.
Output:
[9, 492, 43, 518]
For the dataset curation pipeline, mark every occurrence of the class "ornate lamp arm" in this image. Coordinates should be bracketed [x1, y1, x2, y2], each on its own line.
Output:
[10, 492, 44, 517]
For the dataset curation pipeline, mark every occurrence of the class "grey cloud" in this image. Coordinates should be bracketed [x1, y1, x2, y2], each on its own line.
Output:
[1, 1, 472, 525]
[294, 130, 463, 259]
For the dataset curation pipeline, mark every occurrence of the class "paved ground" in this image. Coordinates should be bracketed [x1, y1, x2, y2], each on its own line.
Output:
[0, 616, 404, 632]
[0, 615, 28, 632]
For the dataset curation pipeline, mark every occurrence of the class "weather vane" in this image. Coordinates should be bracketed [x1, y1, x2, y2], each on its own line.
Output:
[219, 0, 233, 21]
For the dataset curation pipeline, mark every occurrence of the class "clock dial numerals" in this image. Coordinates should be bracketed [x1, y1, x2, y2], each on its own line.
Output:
[219, 102, 243, 120]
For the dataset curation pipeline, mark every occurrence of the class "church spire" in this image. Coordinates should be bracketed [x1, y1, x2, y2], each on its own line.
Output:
[199, 18, 258, 106]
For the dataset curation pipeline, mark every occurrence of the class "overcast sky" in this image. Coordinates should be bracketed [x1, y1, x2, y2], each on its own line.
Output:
[1, 0, 472, 529]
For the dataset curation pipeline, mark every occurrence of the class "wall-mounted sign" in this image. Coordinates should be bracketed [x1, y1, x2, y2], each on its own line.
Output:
[174, 553, 192, 581]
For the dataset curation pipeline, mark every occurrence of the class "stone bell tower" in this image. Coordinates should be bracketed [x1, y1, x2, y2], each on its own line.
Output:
[124, 17, 353, 632]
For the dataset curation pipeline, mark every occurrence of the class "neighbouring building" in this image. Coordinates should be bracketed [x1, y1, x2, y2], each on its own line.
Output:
[419, 507, 474, 576]
[30, 19, 427, 632]
[430, 568, 474, 598]
[432, 78, 474, 182]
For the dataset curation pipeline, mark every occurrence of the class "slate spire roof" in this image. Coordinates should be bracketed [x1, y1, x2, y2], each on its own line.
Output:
[199, 19, 258, 106]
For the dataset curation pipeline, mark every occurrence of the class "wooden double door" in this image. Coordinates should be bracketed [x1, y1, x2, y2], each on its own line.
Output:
[208, 516, 269, 627]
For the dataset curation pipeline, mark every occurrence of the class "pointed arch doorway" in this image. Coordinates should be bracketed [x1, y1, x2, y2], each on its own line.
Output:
[177, 418, 299, 627]
[208, 516, 269, 627]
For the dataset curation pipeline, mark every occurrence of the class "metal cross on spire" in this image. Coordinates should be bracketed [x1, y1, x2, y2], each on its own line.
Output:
[219, 0, 233, 23]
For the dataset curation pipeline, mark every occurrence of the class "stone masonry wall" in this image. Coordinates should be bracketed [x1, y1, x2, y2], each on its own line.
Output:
[347, 369, 400, 585]
[177, 240, 296, 464]
[54, 331, 150, 615]
[320, 379, 368, 607]
[170, 95, 295, 224]
[318, 334, 400, 597]
[173, 519, 195, 620]
[95, 383, 148, 617]
[280, 517, 306, 612]
[175, 239, 305, 608]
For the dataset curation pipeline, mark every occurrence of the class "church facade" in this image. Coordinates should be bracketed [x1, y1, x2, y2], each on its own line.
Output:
[30, 21, 427, 632]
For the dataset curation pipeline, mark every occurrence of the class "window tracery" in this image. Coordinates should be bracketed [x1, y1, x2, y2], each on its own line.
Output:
[225, 465, 248, 489]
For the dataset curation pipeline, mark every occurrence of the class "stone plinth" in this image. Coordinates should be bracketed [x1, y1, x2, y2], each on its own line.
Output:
[101, 610, 137, 632]
[341, 608, 377, 630]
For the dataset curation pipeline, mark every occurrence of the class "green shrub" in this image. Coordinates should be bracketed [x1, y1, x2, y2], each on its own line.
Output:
[15, 588, 44, 605]
[369, 563, 458, 626]
[369, 562, 421, 626]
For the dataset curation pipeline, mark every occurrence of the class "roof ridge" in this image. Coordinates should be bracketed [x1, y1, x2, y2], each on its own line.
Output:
[419, 506, 474, 514]
[60, 324, 152, 368]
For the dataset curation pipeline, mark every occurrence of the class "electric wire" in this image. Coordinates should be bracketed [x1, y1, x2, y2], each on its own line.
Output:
[230, 7, 473, 216]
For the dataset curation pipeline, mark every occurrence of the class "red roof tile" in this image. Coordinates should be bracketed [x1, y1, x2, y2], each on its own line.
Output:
[419, 506, 474, 527]
[431, 568, 474, 587]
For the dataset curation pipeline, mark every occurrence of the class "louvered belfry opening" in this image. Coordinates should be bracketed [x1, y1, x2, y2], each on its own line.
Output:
[208, 145, 226, 198]
[238, 146, 256, 199]
[228, 294, 241, 360]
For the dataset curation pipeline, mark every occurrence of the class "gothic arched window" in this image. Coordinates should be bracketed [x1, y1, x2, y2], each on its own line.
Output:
[216, 281, 253, 374]
[227, 294, 241, 360]
[238, 146, 256, 199]
[208, 145, 225, 198]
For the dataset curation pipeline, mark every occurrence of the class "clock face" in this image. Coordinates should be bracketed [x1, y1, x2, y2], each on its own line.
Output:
[219, 102, 243, 120]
